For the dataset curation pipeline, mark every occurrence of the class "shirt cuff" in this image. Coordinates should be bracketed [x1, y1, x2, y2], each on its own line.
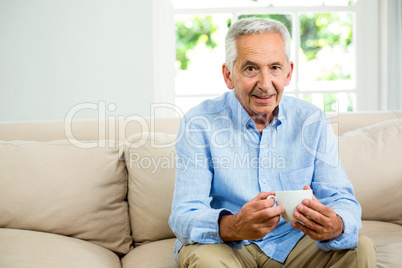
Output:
[317, 209, 359, 251]
[218, 209, 243, 249]
[188, 208, 231, 244]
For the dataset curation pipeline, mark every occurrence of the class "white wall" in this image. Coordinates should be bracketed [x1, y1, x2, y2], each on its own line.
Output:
[0, 0, 155, 121]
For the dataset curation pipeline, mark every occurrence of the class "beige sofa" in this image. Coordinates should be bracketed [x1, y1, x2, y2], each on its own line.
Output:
[0, 111, 401, 268]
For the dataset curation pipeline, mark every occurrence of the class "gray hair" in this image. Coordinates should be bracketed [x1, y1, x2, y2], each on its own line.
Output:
[225, 17, 291, 73]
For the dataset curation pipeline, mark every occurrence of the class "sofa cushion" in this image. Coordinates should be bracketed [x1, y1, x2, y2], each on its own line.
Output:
[0, 228, 121, 268]
[121, 238, 177, 268]
[125, 132, 176, 244]
[338, 119, 402, 225]
[0, 140, 132, 254]
[360, 220, 402, 268]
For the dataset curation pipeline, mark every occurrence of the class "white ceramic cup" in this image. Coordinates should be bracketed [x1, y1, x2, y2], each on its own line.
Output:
[267, 190, 313, 222]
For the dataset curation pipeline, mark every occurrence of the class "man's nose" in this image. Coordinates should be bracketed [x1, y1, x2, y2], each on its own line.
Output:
[257, 69, 273, 90]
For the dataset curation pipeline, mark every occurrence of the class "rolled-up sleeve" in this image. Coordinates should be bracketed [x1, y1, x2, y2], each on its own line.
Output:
[168, 117, 242, 248]
[309, 112, 362, 251]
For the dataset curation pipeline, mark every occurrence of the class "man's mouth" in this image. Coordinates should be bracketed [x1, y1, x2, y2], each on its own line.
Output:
[252, 94, 274, 102]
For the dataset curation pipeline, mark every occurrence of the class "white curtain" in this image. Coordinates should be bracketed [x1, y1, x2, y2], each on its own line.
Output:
[387, 0, 402, 109]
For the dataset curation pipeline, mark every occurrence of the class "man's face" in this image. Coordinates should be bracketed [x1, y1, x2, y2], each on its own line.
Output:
[223, 33, 293, 123]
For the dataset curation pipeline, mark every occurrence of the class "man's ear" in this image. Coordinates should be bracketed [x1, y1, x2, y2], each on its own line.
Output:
[222, 63, 234, 89]
[285, 61, 294, 86]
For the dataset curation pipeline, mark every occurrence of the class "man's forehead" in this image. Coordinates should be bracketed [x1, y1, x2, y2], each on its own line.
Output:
[235, 33, 287, 64]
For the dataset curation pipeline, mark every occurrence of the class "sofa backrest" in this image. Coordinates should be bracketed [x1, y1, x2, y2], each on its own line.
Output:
[0, 118, 180, 142]
[327, 111, 402, 136]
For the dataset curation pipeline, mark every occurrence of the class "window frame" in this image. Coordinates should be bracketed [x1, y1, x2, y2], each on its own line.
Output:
[153, 0, 380, 113]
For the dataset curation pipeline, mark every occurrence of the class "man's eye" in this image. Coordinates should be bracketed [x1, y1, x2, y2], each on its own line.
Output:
[245, 66, 259, 73]
[271, 65, 283, 75]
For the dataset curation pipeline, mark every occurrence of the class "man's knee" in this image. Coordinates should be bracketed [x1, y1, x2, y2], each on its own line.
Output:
[178, 243, 243, 268]
[356, 234, 376, 267]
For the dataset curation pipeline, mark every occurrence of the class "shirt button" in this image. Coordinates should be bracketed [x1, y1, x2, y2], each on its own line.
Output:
[262, 179, 266, 183]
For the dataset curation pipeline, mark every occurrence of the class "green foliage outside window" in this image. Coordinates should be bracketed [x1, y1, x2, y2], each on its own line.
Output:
[176, 16, 218, 70]
[300, 13, 353, 81]
[300, 13, 352, 61]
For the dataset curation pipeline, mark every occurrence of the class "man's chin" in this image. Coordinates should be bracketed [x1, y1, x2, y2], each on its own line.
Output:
[249, 107, 277, 121]
[252, 104, 277, 115]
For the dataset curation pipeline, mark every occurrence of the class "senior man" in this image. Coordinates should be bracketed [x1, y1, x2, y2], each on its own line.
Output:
[169, 17, 376, 267]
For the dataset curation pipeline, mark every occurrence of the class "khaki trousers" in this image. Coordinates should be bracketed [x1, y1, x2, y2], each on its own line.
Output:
[178, 234, 376, 268]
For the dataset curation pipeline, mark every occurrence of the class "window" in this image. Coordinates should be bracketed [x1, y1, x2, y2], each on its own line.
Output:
[168, 0, 380, 114]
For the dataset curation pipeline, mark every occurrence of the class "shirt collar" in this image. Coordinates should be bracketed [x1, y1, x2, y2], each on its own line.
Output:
[228, 89, 286, 130]
[228, 90, 252, 130]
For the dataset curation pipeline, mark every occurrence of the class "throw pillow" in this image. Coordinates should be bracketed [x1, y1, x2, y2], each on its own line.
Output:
[125, 132, 176, 244]
[338, 119, 402, 225]
[0, 140, 132, 254]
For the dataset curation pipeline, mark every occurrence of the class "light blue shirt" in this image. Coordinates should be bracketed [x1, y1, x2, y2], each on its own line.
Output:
[169, 90, 361, 263]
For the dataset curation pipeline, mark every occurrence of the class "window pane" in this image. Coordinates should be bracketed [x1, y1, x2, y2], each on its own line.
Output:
[300, 93, 356, 112]
[175, 14, 230, 96]
[299, 13, 354, 90]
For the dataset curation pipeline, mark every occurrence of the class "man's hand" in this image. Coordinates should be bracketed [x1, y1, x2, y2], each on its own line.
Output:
[291, 185, 344, 241]
[219, 192, 285, 241]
